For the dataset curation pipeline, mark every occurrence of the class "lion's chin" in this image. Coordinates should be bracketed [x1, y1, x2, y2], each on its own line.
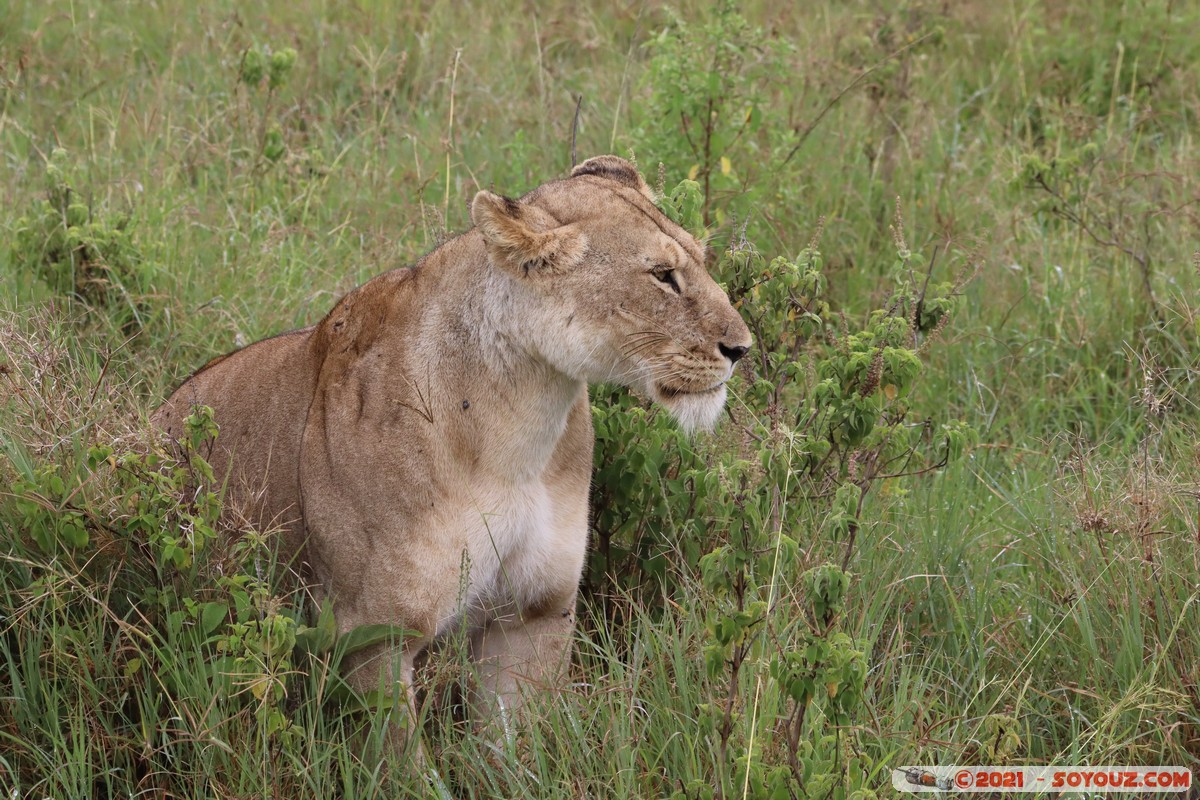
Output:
[656, 384, 727, 435]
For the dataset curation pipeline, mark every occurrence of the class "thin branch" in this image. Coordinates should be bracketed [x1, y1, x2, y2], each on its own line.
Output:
[782, 31, 934, 167]
[89, 330, 140, 405]
[571, 94, 583, 169]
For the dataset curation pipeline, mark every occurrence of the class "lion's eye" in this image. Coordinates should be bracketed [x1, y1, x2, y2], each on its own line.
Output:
[653, 267, 681, 294]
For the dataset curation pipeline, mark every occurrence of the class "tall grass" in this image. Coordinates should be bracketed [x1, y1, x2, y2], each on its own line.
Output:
[2, 0, 1197, 797]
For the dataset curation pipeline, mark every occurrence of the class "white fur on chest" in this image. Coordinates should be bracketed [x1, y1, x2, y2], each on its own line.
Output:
[446, 480, 579, 629]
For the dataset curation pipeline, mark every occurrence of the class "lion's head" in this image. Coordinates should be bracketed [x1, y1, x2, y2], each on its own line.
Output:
[470, 155, 752, 433]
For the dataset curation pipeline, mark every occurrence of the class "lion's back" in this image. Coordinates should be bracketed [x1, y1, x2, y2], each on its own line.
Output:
[153, 326, 320, 546]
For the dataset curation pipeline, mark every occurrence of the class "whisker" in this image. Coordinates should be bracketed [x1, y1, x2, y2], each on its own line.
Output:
[621, 308, 694, 351]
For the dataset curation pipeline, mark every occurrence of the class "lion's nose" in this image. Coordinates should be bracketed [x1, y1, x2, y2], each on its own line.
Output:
[718, 342, 749, 364]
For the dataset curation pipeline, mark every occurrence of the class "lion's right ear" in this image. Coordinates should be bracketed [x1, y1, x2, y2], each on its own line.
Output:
[571, 155, 655, 200]
[471, 191, 588, 276]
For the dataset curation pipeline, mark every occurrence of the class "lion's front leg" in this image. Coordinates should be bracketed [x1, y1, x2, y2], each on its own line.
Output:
[339, 625, 431, 760]
[469, 596, 577, 733]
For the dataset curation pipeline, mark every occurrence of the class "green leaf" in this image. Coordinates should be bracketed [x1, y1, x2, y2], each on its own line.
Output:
[240, 47, 266, 86]
[335, 623, 416, 660]
[263, 127, 286, 162]
[199, 602, 229, 636]
[268, 47, 298, 90]
[58, 513, 88, 548]
[295, 598, 338, 656]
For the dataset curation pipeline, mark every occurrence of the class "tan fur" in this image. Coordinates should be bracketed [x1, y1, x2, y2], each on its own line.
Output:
[152, 156, 751, 743]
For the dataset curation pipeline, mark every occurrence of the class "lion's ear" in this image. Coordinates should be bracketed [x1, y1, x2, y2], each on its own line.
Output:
[571, 155, 654, 200]
[471, 191, 588, 276]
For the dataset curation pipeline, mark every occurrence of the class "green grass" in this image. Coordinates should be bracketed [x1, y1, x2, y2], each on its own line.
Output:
[2, 0, 1198, 797]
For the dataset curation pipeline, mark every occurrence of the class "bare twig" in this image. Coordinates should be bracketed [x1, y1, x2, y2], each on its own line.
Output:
[89, 330, 140, 405]
[443, 49, 462, 223]
[571, 94, 583, 169]
[782, 31, 934, 167]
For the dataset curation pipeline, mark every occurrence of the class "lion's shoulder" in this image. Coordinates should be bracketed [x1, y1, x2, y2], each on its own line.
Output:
[309, 266, 420, 361]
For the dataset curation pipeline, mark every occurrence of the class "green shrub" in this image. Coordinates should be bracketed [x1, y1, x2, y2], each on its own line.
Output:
[11, 148, 149, 317]
[238, 43, 300, 169]
[590, 182, 975, 795]
[631, 1, 790, 231]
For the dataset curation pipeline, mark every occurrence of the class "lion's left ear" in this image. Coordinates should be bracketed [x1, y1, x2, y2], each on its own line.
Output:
[471, 191, 588, 276]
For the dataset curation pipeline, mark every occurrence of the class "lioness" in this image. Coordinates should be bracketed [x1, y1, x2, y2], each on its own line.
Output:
[153, 155, 751, 742]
